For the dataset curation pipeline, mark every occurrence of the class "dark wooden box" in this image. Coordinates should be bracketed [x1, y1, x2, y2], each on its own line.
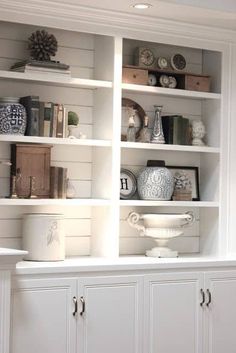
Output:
[11, 144, 52, 198]
[122, 67, 148, 85]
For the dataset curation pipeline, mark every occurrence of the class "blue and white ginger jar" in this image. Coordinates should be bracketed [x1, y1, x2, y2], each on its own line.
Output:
[0, 97, 27, 135]
[137, 164, 174, 201]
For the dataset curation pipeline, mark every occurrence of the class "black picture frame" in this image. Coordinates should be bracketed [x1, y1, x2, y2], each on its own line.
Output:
[167, 165, 200, 201]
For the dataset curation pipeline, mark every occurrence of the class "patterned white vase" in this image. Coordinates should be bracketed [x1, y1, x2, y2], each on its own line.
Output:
[137, 165, 174, 200]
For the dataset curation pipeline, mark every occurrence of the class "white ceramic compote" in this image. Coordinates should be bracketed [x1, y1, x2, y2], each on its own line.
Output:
[127, 212, 194, 258]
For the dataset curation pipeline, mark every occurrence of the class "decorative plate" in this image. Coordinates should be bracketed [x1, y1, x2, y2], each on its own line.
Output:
[170, 53, 186, 71]
[122, 98, 146, 141]
[120, 168, 137, 199]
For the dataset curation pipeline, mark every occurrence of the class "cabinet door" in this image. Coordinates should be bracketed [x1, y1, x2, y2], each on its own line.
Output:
[144, 272, 204, 353]
[205, 271, 236, 353]
[10, 278, 77, 353]
[77, 275, 143, 353]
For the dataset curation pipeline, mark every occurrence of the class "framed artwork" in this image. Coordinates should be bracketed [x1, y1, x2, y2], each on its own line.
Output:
[167, 166, 200, 201]
[120, 168, 137, 199]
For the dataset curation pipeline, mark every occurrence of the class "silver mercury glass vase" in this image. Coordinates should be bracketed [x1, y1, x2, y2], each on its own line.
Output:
[151, 105, 165, 144]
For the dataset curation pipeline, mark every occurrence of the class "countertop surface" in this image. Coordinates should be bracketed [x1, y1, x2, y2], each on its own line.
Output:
[14, 255, 236, 275]
[0, 247, 28, 267]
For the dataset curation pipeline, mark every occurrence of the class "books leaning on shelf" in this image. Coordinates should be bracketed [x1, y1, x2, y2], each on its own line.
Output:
[10, 60, 71, 76]
[20, 96, 67, 138]
[162, 115, 191, 145]
[50, 166, 68, 199]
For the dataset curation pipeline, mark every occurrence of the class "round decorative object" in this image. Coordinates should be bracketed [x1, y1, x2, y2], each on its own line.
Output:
[122, 98, 146, 141]
[28, 30, 58, 61]
[0, 97, 27, 135]
[137, 161, 174, 200]
[170, 53, 186, 71]
[157, 56, 168, 69]
[168, 76, 177, 88]
[148, 73, 157, 86]
[159, 74, 170, 87]
[139, 48, 155, 67]
[120, 168, 137, 199]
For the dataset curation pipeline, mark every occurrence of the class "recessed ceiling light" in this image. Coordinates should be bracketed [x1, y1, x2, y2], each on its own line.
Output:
[131, 3, 153, 9]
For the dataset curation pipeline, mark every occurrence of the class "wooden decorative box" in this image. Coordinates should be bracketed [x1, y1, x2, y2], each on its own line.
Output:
[11, 144, 52, 198]
[185, 74, 210, 92]
[122, 67, 148, 85]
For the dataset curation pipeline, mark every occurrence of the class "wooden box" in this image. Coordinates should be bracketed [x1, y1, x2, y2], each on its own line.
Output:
[122, 67, 148, 85]
[11, 144, 52, 198]
[185, 74, 210, 92]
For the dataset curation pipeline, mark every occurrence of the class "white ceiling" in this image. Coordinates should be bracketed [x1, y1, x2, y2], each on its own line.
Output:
[52, 0, 236, 30]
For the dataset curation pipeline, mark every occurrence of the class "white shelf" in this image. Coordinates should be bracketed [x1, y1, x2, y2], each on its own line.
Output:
[0, 198, 111, 206]
[122, 83, 221, 100]
[0, 135, 112, 147]
[120, 141, 220, 153]
[119, 200, 219, 207]
[0, 70, 112, 89]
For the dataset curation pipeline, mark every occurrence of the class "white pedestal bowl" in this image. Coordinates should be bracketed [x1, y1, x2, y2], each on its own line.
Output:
[127, 212, 194, 258]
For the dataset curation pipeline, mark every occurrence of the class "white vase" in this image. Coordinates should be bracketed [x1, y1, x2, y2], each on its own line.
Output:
[22, 213, 65, 261]
[68, 125, 80, 138]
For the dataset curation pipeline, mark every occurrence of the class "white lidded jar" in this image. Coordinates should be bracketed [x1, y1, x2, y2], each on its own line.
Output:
[22, 213, 65, 261]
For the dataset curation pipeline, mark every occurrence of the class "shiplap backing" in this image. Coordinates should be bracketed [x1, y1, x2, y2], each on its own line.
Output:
[0, 206, 91, 256]
[121, 39, 210, 255]
[120, 206, 200, 255]
[123, 38, 203, 75]
[0, 21, 99, 255]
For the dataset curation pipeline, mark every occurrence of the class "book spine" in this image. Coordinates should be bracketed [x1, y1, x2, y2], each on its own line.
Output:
[39, 102, 44, 136]
[63, 106, 67, 138]
[51, 104, 58, 137]
[20, 96, 40, 136]
[44, 102, 53, 137]
[182, 118, 190, 145]
[56, 104, 64, 138]
[50, 166, 59, 199]
[173, 116, 183, 145]
[161, 116, 170, 144]
[58, 167, 67, 199]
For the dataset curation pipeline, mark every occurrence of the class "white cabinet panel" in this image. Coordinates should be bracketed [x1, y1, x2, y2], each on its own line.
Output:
[144, 272, 204, 353]
[10, 278, 77, 353]
[77, 275, 143, 353]
[205, 271, 236, 353]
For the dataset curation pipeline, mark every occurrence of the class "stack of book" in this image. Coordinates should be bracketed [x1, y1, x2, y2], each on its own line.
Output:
[20, 96, 67, 138]
[162, 115, 191, 145]
[50, 167, 68, 199]
[10, 60, 71, 76]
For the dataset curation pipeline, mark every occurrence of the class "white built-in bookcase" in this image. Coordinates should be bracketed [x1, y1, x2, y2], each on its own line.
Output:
[0, 20, 228, 258]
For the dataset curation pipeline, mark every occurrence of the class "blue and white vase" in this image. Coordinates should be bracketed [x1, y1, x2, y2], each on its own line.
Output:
[0, 97, 27, 135]
[137, 160, 174, 200]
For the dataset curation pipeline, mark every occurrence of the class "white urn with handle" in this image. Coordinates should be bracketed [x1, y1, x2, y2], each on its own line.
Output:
[127, 211, 194, 258]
